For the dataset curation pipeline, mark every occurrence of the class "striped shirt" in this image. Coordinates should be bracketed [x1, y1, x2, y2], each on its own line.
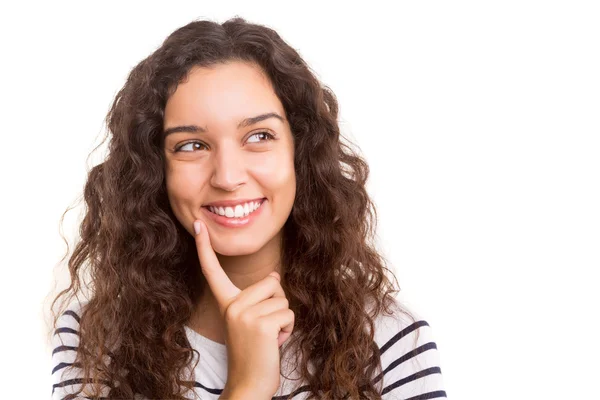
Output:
[51, 298, 446, 399]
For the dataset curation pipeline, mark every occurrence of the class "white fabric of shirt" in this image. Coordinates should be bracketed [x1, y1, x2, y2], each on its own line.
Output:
[50, 298, 446, 399]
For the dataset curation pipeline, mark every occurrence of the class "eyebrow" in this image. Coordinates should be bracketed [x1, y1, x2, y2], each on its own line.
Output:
[163, 112, 285, 137]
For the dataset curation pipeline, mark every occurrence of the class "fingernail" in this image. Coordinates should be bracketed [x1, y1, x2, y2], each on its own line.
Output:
[194, 220, 202, 235]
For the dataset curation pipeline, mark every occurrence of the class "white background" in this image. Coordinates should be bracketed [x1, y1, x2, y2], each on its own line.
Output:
[1, 1, 598, 399]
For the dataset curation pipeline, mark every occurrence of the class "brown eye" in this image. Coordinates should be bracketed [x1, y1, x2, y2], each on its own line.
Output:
[247, 131, 276, 144]
[174, 141, 208, 152]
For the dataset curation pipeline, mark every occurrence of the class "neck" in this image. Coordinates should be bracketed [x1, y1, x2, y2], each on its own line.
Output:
[187, 230, 285, 342]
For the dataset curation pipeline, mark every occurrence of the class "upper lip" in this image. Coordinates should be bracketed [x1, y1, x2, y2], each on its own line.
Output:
[203, 197, 266, 208]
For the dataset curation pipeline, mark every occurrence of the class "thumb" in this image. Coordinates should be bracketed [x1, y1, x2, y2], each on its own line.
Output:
[268, 271, 280, 281]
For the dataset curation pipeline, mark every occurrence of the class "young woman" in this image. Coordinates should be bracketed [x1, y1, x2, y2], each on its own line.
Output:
[49, 17, 446, 400]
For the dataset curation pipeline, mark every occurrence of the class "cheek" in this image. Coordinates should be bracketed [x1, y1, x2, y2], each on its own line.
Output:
[252, 152, 295, 189]
[165, 164, 208, 203]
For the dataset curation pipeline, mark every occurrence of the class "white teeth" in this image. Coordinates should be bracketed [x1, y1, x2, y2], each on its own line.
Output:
[234, 205, 244, 217]
[208, 200, 263, 219]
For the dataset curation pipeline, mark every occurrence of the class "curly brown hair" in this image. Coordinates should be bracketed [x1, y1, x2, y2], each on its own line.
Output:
[47, 16, 418, 399]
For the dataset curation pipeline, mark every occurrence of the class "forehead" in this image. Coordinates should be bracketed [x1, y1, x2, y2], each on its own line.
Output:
[164, 61, 283, 126]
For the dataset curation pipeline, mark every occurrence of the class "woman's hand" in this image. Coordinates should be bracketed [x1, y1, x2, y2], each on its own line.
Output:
[193, 220, 295, 399]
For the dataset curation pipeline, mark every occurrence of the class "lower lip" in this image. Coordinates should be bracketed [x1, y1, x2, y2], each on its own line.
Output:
[201, 199, 267, 228]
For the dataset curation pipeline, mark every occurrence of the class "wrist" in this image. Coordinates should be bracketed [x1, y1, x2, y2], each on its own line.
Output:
[219, 386, 248, 400]
[219, 385, 272, 400]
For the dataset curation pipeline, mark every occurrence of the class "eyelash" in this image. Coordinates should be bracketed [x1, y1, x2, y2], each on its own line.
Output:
[173, 131, 276, 153]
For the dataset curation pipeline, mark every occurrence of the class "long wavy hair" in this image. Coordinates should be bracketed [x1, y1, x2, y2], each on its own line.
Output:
[48, 16, 417, 399]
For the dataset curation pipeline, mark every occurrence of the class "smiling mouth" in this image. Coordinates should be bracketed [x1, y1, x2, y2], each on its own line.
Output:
[203, 198, 266, 219]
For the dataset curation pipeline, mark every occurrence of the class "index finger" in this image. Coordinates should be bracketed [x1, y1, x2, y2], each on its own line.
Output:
[193, 220, 241, 315]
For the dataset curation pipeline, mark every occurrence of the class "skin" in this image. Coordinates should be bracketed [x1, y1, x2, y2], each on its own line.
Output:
[163, 61, 296, 344]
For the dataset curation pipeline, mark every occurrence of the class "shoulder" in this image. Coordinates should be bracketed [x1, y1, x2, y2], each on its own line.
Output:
[371, 296, 447, 399]
[51, 299, 87, 351]
[50, 299, 113, 399]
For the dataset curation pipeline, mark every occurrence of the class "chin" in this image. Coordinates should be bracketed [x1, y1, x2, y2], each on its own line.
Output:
[211, 240, 263, 256]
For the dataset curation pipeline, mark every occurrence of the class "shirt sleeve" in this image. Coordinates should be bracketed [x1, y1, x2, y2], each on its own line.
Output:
[50, 302, 111, 400]
[376, 304, 447, 399]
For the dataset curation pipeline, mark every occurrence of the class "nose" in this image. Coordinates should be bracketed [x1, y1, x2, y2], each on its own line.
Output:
[209, 143, 247, 191]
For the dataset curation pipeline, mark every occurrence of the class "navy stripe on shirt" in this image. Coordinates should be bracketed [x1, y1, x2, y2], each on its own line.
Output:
[52, 310, 446, 399]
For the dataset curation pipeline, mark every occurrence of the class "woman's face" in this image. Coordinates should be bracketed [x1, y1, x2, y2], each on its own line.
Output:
[163, 61, 296, 256]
